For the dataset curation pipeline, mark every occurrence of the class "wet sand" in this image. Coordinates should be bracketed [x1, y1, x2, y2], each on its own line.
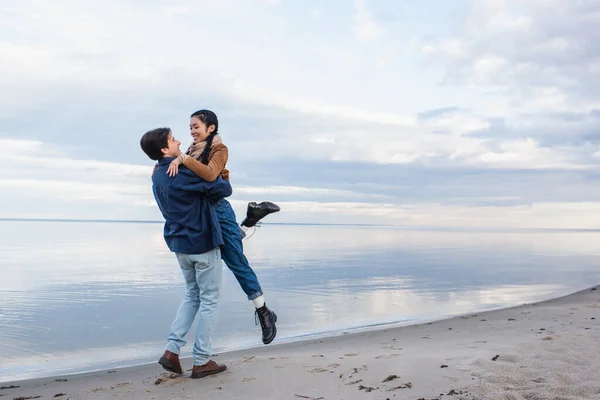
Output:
[3, 285, 599, 400]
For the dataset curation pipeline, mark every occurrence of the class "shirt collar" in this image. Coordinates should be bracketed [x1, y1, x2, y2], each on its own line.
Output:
[158, 157, 176, 166]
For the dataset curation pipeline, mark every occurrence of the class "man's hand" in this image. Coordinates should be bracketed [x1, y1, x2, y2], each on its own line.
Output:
[167, 158, 182, 177]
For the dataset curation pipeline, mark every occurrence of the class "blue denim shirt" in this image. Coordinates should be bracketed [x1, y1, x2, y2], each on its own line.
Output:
[152, 157, 233, 255]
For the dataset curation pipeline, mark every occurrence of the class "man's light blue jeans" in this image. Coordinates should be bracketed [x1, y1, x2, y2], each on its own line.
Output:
[165, 247, 222, 366]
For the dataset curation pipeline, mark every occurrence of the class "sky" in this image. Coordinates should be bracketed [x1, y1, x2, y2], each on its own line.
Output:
[1, 0, 599, 228]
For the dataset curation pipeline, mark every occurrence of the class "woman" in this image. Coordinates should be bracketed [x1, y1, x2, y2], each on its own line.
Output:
[166, 109, 279, 345]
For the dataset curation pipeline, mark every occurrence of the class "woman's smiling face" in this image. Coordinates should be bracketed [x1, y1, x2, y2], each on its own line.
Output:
[190, 116, 215, 143]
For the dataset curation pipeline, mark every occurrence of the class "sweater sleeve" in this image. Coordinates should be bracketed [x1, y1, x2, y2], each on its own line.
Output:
[180, 144, 229, 182]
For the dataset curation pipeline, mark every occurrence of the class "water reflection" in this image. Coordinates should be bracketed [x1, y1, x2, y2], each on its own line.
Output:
[1, 221, 599, 382]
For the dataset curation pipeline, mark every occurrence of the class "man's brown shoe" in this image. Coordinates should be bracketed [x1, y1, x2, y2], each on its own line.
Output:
[158, 350, 183, 375]
[191, 360, 227, 379]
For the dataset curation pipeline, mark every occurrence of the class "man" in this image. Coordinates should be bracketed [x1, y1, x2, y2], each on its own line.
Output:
[140, 127, 231, 379]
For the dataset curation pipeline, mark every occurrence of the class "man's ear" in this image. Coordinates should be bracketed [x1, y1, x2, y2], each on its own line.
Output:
[160, 147, 169, 156]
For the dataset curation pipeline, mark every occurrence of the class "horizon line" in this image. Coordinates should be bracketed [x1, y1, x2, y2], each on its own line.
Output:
[1, 217, 599, 232]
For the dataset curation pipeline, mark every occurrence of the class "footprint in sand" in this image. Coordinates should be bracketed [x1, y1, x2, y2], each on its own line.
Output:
[344, 353, 358, 357]
[165, 377, 187, 387]
[276, 362, 311, 369]
[382, 345, 403, 350]
[110, 383, 132, 389]
[346, 379, 363, 385]
[349, 365, 368, 375]
[500, 355, 519, 363]
[375, 354, 403, 359]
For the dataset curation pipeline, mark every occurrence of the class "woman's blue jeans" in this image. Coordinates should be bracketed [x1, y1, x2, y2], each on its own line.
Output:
[213, 199, 263, 300]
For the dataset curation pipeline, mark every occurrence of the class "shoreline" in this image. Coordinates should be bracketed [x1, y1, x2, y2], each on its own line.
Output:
[3, 284, 599, 399]
[1, 284, 582, 385]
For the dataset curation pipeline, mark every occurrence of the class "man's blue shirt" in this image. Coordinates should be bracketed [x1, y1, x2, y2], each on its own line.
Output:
[151, 157, 232, 254]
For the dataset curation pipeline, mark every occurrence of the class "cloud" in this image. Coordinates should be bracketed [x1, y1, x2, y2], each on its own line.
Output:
[0, 139, 154, 210]
[418, 107, 463, 121]
[423, 0, 600, 110]
[231, 199, 600, 229]
[4, 1, 596, 171]
[1, 1, 599, 228]
[353, 0, 384, 42]
[0, 179, 149, 204]
[3, 135, 600, 229]
[235, 185, 394, 202]
[0, 138, 48, 153]
[416, 0, 600, 169]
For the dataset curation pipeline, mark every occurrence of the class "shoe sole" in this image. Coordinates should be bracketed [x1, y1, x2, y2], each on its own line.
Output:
[243, 203, 280, 228]
[258, 201, 280, 212]
[191, 365, 227, 379]
[247, 202, 281, 215]
[158, 357, 183, 375]
[263, 312, 278, 345]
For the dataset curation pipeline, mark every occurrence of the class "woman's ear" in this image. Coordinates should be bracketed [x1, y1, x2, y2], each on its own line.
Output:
[208, 124, 216, 134]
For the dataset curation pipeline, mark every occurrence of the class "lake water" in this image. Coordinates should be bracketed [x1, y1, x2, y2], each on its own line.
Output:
[1, 220, 599, 382]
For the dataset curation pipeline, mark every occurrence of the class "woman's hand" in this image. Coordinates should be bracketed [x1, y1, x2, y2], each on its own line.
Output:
[167, 158, 182, 177]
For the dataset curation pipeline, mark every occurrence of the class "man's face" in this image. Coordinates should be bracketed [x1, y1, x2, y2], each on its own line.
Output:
[161, 132, 181, 158]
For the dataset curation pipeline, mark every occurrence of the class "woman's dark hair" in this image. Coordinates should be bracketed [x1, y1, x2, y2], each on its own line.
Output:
[140, 127, 171, 160]
[190, 109, 219, 165]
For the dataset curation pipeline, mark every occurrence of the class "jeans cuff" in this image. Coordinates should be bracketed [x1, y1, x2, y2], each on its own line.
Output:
[165, 342, 181, 355]
[247, 290, 264, 301]
[194, 356, 210, 366]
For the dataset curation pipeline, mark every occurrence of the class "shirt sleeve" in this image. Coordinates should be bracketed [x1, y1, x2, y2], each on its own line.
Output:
[175, 171, 233, 198]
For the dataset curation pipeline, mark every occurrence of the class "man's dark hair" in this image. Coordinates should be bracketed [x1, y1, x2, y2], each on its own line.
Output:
[140, 127, 171, 160]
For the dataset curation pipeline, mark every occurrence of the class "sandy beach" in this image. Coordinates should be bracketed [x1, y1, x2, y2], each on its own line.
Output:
[3, 285, 599, 400]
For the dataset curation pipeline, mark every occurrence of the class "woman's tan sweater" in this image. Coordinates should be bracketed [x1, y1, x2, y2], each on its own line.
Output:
[179, 143, 230, 182]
